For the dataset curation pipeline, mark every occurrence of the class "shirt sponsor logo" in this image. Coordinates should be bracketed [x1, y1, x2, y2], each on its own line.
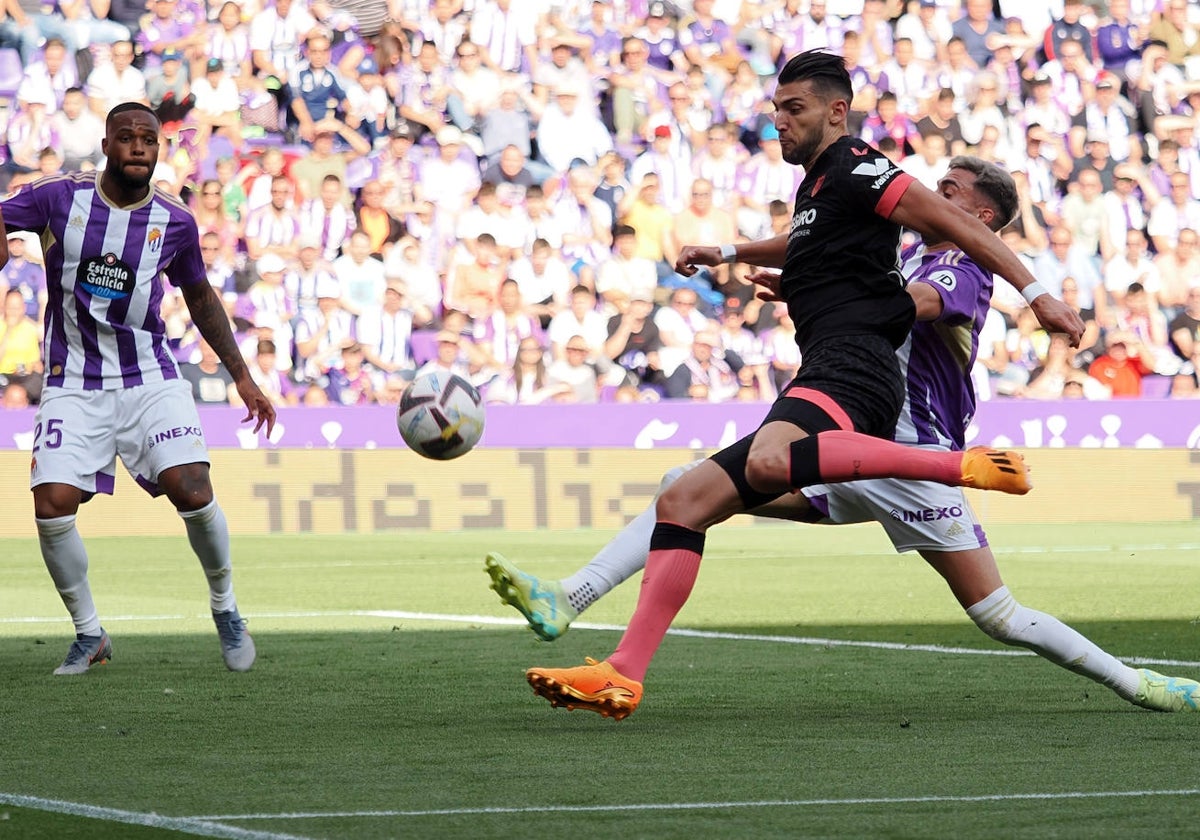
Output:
[852, 159, 892, 178]
[77, 253, 135, 299]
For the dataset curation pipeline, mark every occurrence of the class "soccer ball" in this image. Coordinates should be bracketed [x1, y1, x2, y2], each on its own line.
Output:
[396, 372, 485, 460]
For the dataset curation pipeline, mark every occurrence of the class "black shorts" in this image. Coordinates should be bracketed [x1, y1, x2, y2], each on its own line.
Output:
[762, 334, 905, 440]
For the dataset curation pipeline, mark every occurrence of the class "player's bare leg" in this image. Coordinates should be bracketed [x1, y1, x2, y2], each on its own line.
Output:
[161, 462, 255, 672]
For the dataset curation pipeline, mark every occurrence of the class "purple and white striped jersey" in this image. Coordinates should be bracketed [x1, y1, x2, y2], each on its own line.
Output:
[1, 171, 206, 390]
[895, 243, 993, 451]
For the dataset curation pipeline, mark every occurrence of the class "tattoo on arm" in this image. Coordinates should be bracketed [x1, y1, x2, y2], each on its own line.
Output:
[180, 281, 249, 380]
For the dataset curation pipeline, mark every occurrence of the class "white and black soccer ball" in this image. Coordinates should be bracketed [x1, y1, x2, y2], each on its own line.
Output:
[396, 372, 485, 460]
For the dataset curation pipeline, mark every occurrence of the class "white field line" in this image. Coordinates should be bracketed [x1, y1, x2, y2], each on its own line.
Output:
[4, 609, 1200, 668]
[192, 788, 1200, 821]
[0, 793, 314, 840]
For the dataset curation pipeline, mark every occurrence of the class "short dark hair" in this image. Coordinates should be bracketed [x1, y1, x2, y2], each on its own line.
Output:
[613, 224, 636, 238]
[777, 50, 853, 104]
[946, 155, 1019, 231]
[106, 101, 158, 131]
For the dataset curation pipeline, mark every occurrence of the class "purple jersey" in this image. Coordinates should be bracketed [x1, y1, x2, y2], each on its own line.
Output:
[896, 244, 993, 450]
[1, 172, 206, 390]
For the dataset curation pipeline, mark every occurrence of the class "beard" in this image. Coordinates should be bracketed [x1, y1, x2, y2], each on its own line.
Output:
[111, 160, 154, 190]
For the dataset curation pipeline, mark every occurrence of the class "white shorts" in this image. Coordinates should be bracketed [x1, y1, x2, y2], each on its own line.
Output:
[802, 475, 987, 554]
[31, 380, 210, 497]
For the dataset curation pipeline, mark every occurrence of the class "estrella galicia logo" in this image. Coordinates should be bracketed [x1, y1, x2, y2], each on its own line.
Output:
[78, 253, 135, 299]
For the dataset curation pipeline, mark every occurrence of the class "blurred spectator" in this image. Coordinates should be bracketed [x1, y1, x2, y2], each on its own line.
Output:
[250, 0, 317, 94]
[1155, 228, 1200, 317]
[1, 382, 30, 409]
[951, 0, 1004, 68]
[193, 179, 241, 260]
[638, 2, 684, 73]
[398, 37, 452, 141]
[325, 339, 374, 405]
[51, 87, 103, 171]
[596, 224, 657, 313]
[242, 254, 296, 360]
[1042, 0, 1095, 63]
[507, 237, 571, 328]
[469, 0, 539, 77]
[1104, 230, 1160, 310]
[619, 172, 677, 273]
[488, 336, 568, 405]
[630, 123, 693, 214]
[180, 338, 236, 405]
[3, 0, 73, 65]
[190, 59, 243, 155]
[20, 39, 79, 113]
[299, 174, 356, 262]
[456, 181, 521, 259]
[1147, 0, 1200, 68]
[610, 36, 667, 146]
[666, 330, 738, 401]
[333, 230, 387, 316]
[287, 234, 338, 319]
[354, 179, 405, 258]
[87, 40, 148, 118]
[247, 339, 299, 407]
[1169, 365, 1200, 398]
[654, 286, 711, 376]
[546, 334, 600, 403]
[604, 286, 663, 389]
[901, 132, 949, 189]
[671, 177, 735, 301]
[1168, 286, 1200, 365]
[0, 287, 43, 403]
[0, 232, 46, 323]
[422, 0, 468, 65]
[1088, 329, 1154, 397]
[760, 303, 801, 393]
[916, 87, 966, 157]
[295, 276, 355, 381]
[554, 165, 613, 284]
[535, 80, 615, 173]
[691, 122, 743, 209]
[445, 232, 506, 320]
[1060, 168, 1111, 260]
[1148, 173, 1200, 255]
[7, 84, 59, 177]
[416, 329, 473, 380]
[1033, 225, 1108, 325]
[244, 175, 302, 262]
[473, 278, 542, 371]
[547, 284, 607, 362]
[481, 145, 553, 208]
[420, 126, 482, 223]
[1114, 281, 1172, 371]
[735, 123, 803, 237]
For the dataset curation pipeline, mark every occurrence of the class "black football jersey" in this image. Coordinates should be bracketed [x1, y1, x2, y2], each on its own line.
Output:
[781, 135, 917, 353]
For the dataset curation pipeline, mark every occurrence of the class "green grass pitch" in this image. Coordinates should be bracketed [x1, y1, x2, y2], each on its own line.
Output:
[1, 522, 1198, 839]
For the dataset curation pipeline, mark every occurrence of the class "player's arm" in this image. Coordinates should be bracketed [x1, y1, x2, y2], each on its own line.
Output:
[886, 181, 1085, 345]
[180, 280, 276, 435]
[908, 280, 944, 321]
[675, 233, 788, 277]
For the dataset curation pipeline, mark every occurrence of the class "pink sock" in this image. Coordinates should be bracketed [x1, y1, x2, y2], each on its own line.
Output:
[608, 547, 702, 682]
[796, 430, 963, 487]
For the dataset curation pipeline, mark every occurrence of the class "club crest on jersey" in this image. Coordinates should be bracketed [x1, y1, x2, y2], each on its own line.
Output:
[147, 227, 163, 252]
[78, 253, 135, 299]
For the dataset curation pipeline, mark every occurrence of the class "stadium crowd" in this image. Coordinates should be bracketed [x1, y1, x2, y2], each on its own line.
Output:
[1, 0, 1200, 411]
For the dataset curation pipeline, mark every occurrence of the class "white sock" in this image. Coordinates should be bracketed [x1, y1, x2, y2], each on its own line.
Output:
[966, 585, 1141, 701]
[560, 462, 700, 614]
[179, 500, 237, 613]
[37, 514, 101, 636]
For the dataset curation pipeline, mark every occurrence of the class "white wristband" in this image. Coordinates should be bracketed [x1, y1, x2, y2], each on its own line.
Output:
[719, 243, 738, 264]
[1021, 281, 1049, 304]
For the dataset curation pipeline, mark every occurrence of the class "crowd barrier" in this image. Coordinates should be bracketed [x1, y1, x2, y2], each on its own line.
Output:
[0, 445, 1196, 536]
[1, 399, 1199, 451]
